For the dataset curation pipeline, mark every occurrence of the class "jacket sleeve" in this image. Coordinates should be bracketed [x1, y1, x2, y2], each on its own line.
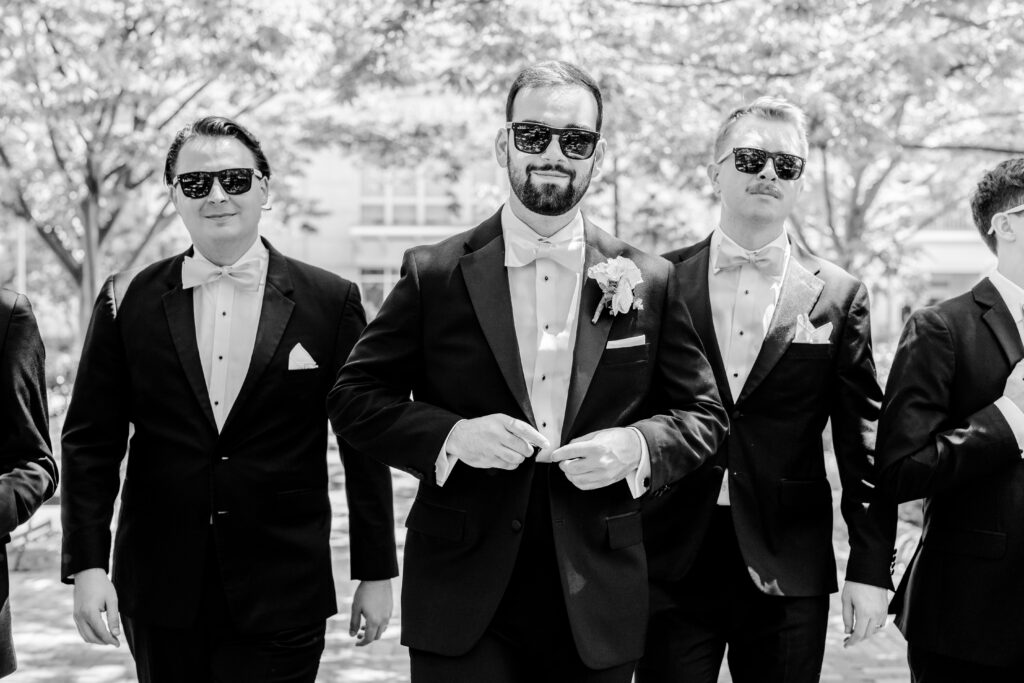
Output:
[829, 283, 896, 589]
[327, 250, 463, 483]
[877, 306, 1020, 504]
[632, 263, 728, 492]
[0, 293, 58, 537]
[330, 282, 399, 580]
[60, 278, 131, 582]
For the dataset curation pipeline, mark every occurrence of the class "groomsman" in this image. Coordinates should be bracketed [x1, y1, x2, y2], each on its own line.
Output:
[61, 116, 398, 682]
[640, 97, 896, 682]
[329, 60, 726, 682]
[878, 158, 1024, 681]
[0, 290, 59, 678]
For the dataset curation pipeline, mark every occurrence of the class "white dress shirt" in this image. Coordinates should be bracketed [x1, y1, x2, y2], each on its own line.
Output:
[708, 228, 791, 504]
[982, 271, 1024, 452]
[436, 204, 649, 497]
[188, 238, 269, 432]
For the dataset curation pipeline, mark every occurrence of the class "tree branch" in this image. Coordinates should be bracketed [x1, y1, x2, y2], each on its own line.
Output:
[153, 77, 217, 131]
[897, 141, 1024, 155]
[123, 200, 177, 270]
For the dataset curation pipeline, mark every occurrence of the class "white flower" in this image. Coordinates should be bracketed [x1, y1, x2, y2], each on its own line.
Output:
[587, 256, 644, 323]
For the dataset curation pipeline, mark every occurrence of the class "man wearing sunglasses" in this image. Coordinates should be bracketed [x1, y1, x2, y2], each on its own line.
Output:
[329, 61, 726, 682]
[640, 97, 896, 683]
[60, 116, 398, 682]
[877, 159, 1024, 681]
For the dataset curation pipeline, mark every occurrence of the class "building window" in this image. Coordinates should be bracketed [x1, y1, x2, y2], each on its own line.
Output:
[358, 163, 491, 227]
[359, 267, 401, 320]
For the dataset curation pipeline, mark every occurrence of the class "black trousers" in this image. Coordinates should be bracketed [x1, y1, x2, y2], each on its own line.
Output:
[410, 464, 635, 683]
[122, 532, 326, 683]
[637, 507, 829, 683]
[907, 643, 1024, 683]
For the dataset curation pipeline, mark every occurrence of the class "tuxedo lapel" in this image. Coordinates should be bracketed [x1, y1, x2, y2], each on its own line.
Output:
[222, 244, 295, 433]
[562, 222, 615, 443]
[675, 238, 733, 406]
[976, 278, 1024, 366]
[460, 219, 536, 426]
[162, 253, 217, 430]
[737, 253, 824, 404]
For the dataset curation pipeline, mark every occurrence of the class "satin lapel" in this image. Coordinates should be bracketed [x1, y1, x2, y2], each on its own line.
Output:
[737, 254, 824, 404]
[162, 256, 217, 430]
[976, 279, 1024, 366]
[222, 245, 295, 434]
[561, 225, 615, 443]
[675, 240, 734, 407]
[460, 232, 536, 426]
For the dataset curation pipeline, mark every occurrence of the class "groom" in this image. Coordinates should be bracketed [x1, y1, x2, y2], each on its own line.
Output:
[328, 60, 727, 682]
[61, 116, 398, 682]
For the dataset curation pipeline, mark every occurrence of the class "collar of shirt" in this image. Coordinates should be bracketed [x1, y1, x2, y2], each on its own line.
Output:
[501, 203, 585, 274]
[989, 270, 1024, 325]
[710, 228, 791, 280]
[192, 237, 271, 288]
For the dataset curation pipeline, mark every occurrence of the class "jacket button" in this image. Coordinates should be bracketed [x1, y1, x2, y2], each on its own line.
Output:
[511, 519, 523, 532]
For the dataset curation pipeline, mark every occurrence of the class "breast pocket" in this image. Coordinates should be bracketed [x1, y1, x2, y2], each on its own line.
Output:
[785, 343, 834, 360]
[600, 343, 649, 367]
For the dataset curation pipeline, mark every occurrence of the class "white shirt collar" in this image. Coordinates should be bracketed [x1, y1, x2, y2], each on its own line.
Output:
[989, 270, 1024, 323]
[501, 203, 584, 248]
[193, 236, 268, 268]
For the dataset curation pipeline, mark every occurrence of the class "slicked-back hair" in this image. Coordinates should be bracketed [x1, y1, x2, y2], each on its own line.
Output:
[164, 116, 272, 185]
[505, 60, 603, 132]
[971, 158, 1024, 254]
[712, 96, 809, 163]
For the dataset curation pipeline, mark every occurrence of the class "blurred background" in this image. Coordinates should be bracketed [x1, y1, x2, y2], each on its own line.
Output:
[1, 0, 1020, 679]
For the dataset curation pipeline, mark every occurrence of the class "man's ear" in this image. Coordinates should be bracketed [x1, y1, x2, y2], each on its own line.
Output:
[706, 163, 719, 194]
[168, 185, 180, 210]
[993, 214, 1016, 242]
[495, 128, 509, 169]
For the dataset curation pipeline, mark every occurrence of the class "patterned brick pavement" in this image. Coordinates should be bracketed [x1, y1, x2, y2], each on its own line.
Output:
[5, 461, 913, 682]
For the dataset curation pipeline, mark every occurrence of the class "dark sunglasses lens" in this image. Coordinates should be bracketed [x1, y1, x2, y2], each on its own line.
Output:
[513, 124, 552, 154]
[218, 168, 255, 194]
[733, 148, 768, 174]
[772, 154, 804, 180]
[177, 172, 214, 199]
[559, 130, 598, 160]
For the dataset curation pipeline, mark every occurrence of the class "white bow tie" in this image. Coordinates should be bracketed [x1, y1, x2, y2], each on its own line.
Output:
[505, 236, 583, 272]
[181, 256, 261, 291]
[714, 241, 785, 277]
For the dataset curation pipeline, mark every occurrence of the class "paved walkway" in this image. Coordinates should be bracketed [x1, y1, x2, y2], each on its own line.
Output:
[6, 461, 913, 682]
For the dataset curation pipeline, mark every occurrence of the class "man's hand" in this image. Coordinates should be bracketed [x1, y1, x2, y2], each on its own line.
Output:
[446, 415, 549, 470]
[73, 568, 121, 646]
[1005, 359, 1024, 411]
[550, 428, 641, 490]
[349, 579, 393, 647]
[841, 580, 888, 648]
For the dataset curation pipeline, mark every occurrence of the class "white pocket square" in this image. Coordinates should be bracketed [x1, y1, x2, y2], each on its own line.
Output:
[793, 315, 833, 344]
[607, 334, 646, 349]
[288, 343, 319, 370]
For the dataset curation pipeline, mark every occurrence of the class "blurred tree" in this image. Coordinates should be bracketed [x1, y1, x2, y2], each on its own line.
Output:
[0, 0, 445, 337]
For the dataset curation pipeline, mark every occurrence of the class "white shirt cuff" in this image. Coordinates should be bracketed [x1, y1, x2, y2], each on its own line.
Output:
[435, 420, 465, 486]
[995, 397, 1024, 456]
[626, 427, 651, 499]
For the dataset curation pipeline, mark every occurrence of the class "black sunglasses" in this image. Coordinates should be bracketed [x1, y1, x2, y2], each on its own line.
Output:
[506, 122, 601, 160]
[717, 147, 806, 181]
[172, 168, 263, 199]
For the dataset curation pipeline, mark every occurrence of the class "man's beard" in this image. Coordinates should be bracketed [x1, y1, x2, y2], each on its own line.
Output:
[508, 159, 593, 216]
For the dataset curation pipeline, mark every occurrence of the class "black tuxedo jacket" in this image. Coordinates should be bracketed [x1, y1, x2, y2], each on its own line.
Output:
[328, 211, 726, 668]
[60, 241, 398, 633]
[0, 290, 58, 677]
[878, 278, 1024, 666]
[645, 235, 895, 596]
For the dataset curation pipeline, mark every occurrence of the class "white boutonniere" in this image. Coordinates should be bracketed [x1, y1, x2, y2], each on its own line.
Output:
[587, 256, 644, 324]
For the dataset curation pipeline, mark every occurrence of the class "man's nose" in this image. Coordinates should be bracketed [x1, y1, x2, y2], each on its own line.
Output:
[207, 179, 229, 201]
[540, 133, 566, 161]
[758, 157, 779, 180]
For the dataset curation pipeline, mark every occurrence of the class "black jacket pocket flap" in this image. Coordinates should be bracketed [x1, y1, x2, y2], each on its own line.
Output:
[600, 343, 649, 366]
[927, 527, 1006, 560]
[607, 510, 643, 549]
[405, 499, 466, 542]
